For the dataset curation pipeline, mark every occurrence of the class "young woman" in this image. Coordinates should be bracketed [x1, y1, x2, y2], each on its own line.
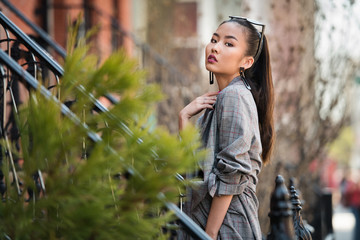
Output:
[179, 16, 275, 239]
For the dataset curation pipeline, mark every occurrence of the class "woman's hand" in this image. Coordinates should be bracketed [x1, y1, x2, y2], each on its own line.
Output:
[179, 92, 218, 130]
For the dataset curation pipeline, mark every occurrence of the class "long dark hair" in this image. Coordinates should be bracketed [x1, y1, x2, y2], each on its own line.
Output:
[222, 18, 275, 165]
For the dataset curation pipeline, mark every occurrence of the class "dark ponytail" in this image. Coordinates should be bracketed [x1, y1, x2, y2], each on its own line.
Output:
[246, 35, 275, 165]
[223, 19, 275, 164]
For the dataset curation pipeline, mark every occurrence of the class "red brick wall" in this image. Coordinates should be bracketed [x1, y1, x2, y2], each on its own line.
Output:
[0, 0, 42, 36]
[0, 0, 132, 61]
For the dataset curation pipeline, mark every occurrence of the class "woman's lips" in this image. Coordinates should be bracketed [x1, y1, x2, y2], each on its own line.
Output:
[207, 54, 218, 63]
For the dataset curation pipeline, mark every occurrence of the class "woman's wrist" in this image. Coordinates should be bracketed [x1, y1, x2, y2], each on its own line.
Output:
[179, 109, 190, 120]
[179, 110, 191, 130]
[205, 229, 218, 239]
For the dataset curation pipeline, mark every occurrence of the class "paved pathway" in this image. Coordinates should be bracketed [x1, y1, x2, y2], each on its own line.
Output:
[333, 205, 355, 240]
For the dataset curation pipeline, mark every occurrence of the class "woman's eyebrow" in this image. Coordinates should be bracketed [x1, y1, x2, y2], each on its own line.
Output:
[213, 33, 238, 41]
[225, 35, 238, 41]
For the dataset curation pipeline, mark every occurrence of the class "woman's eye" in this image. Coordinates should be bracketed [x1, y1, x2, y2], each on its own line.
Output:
[225, 42, 233, 47]
[211, 38, 217, 43]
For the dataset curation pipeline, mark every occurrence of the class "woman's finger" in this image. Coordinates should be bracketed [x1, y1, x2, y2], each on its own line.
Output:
[202, 96, 217, 104]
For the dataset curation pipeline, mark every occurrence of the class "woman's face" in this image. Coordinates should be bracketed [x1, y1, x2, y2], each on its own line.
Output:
[205, 22, 253, 78]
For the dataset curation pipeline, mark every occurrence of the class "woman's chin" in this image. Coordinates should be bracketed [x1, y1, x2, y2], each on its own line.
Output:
[205, 64, 215, 72]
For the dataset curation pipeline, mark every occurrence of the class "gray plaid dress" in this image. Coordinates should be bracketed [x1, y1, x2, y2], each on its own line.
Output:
[183, 76, 263, 239]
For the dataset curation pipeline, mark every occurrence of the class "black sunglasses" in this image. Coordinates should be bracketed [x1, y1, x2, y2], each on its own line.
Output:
[229, 16, 266, 62]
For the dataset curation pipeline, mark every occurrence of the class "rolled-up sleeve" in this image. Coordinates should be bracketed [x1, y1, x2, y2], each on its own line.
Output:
[208, 89, 255, 197]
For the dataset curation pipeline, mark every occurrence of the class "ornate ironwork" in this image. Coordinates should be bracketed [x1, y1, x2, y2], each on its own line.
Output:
[0, 10, 211, 239]
[289, 178, 312, 240]
[0, 11, 59, 202]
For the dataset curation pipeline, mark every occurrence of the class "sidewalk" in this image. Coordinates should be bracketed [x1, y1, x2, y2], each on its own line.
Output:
[333, 204, 355, 240]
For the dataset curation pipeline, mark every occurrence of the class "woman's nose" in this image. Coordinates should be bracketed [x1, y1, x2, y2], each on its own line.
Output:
[211, 43, 219, 53]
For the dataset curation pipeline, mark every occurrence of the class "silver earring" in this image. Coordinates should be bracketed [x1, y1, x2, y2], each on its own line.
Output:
[239, 67, 251, 90]
[209, 71, 214, 85]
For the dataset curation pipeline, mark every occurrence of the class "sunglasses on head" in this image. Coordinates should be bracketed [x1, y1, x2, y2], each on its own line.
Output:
[229, 16, 266, 62]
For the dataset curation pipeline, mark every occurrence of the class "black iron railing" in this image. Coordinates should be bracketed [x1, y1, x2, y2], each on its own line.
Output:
[0, 10, 211, 240]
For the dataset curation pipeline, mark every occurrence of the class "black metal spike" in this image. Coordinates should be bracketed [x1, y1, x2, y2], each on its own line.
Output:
[267, 175, 295, 240]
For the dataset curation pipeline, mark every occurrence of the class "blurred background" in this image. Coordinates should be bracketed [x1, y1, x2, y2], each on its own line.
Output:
[1, 0, 359, 239]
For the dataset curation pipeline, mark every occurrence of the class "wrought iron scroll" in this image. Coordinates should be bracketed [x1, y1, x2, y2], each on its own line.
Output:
[289, 178, 312, 240]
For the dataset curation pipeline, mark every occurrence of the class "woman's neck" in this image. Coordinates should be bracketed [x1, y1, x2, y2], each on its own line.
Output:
[215, 73, 239, 91]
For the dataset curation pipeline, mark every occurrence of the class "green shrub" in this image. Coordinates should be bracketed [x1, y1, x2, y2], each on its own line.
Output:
[0, 30, 204, 239]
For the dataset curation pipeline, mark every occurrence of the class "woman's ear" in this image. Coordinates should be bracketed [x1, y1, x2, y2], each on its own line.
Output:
[242, 56, 254, 70]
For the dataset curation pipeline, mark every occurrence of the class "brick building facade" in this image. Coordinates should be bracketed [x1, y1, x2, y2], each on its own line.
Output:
[0, 0, 132, 61]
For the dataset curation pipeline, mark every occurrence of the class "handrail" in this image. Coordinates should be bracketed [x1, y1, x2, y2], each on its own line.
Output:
[0, 11, 209, 239]
[0, 49, 211, 240]
[0, 11, 63, 76]
[0, 0, 67, 58]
